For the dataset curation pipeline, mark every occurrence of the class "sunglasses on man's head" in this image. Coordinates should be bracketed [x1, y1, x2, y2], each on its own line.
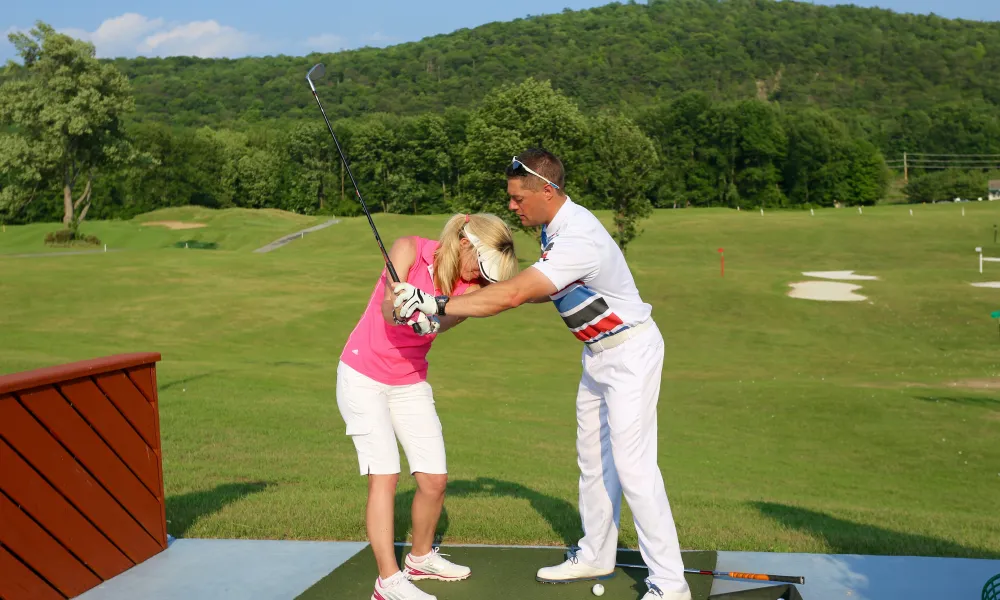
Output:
[512, 156, 560, 190]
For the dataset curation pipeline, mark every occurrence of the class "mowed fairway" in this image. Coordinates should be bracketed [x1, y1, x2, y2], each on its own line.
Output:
[2, 203, 998, 559]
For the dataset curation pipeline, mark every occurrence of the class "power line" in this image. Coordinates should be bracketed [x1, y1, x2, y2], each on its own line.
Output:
[903, 153, 1000, 158]
[888, 152, 1000, 181]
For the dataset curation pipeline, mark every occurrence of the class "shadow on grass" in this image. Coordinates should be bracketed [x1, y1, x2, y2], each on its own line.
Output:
[394, 477, 581, 547]
[913, 395, 1000, 409]
[173, 240, 218, 250]
[166, 481, 270, 538]
[753, 502, 1000, 559]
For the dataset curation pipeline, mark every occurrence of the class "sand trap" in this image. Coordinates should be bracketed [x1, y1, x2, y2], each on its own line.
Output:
[802, 270, 879, 281]
[788, 281, 867, 302]
[970, 282, 1000, 288]
[946, 379, 1000, 390]
[142, 221, 207, 230]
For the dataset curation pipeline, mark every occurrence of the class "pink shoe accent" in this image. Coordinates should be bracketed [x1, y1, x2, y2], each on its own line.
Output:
[406, 569, 465, 580]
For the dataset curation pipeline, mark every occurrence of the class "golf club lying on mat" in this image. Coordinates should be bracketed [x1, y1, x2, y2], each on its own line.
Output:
[616, 563, 805, 585]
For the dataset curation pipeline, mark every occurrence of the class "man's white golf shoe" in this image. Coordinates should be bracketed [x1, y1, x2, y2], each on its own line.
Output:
[641, 578, 693, 600]
[536, 548, 614, 583]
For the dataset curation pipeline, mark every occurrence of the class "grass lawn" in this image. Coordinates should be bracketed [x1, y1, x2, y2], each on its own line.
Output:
[1, 202, 998, 559]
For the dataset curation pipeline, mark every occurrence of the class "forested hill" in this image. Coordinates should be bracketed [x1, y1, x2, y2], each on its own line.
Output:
[111, 0, 1000, 127]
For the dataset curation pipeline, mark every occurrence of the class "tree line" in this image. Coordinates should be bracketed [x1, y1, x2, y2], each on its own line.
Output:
[3, 3, 999, 251]
[0, 25, 891, 253]
[105, 0, 1000, 130]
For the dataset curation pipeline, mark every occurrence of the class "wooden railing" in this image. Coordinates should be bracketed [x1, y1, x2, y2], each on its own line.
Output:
[0, 353, 167, 599]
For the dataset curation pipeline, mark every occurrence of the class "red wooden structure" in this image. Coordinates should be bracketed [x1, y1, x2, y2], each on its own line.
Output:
[0, 353, 167, 599]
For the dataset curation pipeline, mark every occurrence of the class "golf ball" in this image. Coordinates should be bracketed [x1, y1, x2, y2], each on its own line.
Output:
[592, 583, 605, 596]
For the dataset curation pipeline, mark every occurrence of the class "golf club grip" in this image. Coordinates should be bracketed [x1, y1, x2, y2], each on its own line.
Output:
[727, 572, 804, 584]
[384, 259, 401, 283]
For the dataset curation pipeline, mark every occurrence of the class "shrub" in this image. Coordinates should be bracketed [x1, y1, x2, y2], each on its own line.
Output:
[44, 229, 102, 246]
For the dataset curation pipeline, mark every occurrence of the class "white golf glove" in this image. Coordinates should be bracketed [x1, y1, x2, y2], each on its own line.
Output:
[410, 312, 440, 336]
[393, 283, 437, 319]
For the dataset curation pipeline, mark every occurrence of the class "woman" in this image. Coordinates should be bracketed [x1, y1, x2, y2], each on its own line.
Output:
[337, 213, 519, 600]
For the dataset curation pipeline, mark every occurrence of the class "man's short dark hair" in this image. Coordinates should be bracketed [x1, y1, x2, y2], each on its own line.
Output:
[505, 148, 565, 192]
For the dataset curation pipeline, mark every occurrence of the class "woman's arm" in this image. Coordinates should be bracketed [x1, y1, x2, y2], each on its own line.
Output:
[380, 237, 418, 324]
[434, 283, 480, 333]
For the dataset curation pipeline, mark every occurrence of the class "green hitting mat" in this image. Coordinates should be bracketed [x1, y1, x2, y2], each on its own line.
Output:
[296, 545, 779, 600]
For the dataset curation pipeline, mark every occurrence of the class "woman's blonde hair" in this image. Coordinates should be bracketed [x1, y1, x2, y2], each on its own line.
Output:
[434, 213, 519, 295]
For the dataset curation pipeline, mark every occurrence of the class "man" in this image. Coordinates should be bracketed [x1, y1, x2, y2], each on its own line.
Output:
[392, 149, 691, 600]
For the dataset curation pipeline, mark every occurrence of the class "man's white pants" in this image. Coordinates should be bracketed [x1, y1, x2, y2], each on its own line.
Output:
[575, 321, 689, 595]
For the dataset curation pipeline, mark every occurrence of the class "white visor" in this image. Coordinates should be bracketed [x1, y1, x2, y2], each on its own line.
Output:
[463, 227, 504, 283]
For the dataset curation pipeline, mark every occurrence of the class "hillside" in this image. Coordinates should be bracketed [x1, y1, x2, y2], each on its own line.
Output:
[109, 0, 1000, 127]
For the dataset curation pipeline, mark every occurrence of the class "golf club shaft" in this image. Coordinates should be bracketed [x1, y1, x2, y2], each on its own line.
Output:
[307, 75, 400, 284]
[615, 563, 804, 585]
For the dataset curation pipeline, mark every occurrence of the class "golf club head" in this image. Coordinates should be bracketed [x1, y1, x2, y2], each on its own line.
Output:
[307, 63, 326, 81]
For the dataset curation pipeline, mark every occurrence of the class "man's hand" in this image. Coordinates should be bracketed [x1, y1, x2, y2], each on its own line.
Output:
[410, 312, 441, 336]
[393, 282, 437, 319]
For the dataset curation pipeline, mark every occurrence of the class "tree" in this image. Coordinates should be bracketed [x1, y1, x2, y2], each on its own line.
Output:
[718, 100, 787, 208]
[0, 23, 136, 233]
[903, 170, 992, 204]
[460, 78, 588, 227]
[636, 92, 717, 208]
[587, 113, 658, 255]
[286, 122, 337, 213]
[782, 109, 889, 206]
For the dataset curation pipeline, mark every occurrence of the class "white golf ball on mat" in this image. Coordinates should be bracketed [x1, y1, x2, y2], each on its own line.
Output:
[592, 583, 605, 596]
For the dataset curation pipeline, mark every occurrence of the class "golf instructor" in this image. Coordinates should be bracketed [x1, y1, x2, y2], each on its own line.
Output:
[338, 212, 519, 600]
[392, 149, 692, 600]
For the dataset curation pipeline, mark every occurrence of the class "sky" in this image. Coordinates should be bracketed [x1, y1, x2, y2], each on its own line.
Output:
[2, 0, 997, 63]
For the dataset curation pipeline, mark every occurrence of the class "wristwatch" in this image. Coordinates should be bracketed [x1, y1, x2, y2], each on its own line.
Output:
[434, 295, 449, 316]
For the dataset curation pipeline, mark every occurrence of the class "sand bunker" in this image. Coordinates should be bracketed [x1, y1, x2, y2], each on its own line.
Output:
[788, 281, 867, 302]
[970, 282, 1000, 288]
[141, 221, 207, 230]
[802, 270, 879, 281]
[946, 379, 1000, 390]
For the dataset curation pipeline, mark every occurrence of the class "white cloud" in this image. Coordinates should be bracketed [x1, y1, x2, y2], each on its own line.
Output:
[362, 32, 400, 47]
[62, 13, 164, 58]
[304, 33, 347, 53]
[139, 20, 258, 58]
[56, 14, 262, 59]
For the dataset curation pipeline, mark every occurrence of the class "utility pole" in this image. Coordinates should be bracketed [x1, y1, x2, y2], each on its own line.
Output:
[903, 151, 908, 183]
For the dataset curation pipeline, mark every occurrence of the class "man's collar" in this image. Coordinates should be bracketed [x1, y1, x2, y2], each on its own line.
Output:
[544, 196, 573, 234]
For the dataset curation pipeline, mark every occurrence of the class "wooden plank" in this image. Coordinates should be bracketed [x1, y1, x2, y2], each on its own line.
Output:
[0, 546, 64, 600]
[93, 372, 158, 449]
[18, 388, 165, 546]
[143, 365, 169, 548]
[0, 439, 134, 579]
[0, 353, 160, 396]
[0, 493, 101, 597]
[125, 365, 156, 405]
[0, 399, 162, 564]
[58, 379, 160, 496]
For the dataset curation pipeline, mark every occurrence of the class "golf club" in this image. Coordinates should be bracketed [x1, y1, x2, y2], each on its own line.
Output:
[306, 63, 405, 323]
[616, 563, 805, 585]
[306, 64, 401, 280]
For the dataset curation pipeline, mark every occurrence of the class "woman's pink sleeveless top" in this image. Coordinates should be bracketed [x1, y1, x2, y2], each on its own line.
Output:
[339, 237, 472, 385]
